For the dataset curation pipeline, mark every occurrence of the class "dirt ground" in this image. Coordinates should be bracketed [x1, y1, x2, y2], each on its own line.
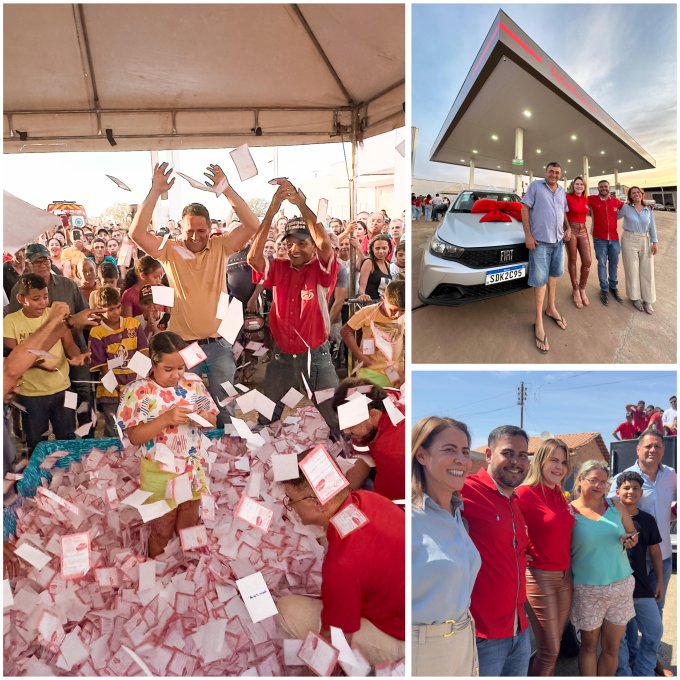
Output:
[412, 211, 677, 364]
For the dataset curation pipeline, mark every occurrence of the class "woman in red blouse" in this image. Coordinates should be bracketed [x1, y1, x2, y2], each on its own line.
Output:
[565, 176, 591, 308]
[516, 439, 575, 675]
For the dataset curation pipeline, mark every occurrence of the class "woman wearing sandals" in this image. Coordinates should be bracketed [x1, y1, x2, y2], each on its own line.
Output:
[619, 186, 658, 314]
[569, 460, 639, 677]
[565, 177, 591, 308]
[515, 438, 575, 676]
[412, 416, 481, 676]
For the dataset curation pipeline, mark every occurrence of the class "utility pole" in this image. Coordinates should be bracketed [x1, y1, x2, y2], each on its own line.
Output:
[517, 381, 528, 428]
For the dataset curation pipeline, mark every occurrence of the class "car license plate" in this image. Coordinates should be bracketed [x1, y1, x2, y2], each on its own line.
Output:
[485, 264, 526, 285]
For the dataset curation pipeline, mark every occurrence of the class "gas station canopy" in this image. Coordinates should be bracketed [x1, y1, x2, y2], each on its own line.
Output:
[430, 10, 655, 179]
[3, 4, 404, 153]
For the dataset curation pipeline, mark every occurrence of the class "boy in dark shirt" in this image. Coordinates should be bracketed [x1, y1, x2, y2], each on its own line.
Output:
[615, 471, 664, 677]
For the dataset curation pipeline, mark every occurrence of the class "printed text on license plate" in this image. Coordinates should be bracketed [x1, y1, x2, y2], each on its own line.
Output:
[485, 265, 526, 285]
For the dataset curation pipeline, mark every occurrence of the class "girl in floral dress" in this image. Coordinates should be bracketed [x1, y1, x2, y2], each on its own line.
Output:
[117, 331, 218, 557]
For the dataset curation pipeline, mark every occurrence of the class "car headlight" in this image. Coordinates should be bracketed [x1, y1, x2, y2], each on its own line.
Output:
[430, 234, 465, 259]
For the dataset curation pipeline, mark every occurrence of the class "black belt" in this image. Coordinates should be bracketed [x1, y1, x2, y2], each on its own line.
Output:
[188, 337, 220, 346]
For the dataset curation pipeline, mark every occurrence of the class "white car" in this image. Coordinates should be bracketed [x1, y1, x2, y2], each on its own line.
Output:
[418, 190, 530, 306]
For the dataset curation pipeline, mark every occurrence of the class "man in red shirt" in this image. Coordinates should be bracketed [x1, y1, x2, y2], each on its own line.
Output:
[331, 379, 405, 501]
[587, 180, 625, 306]
[646, 405, 664, 434]
[248, 180, 339, 429]
[461, 425, 531, 676]
[613, 412, 638, 441]
[277, 454, 405, 667]
[626, 400, 649, 435]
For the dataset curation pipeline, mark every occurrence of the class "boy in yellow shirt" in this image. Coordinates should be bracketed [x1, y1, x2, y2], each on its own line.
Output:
[341, 280, 405, 388]
[3, 273, 90, 453]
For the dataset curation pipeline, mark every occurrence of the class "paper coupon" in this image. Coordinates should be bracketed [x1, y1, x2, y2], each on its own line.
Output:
[316, 198, 329, 225]
[314, 388, 335, 404]
[361, 338, 375, 355]
[297, 630, 339, 676]
[383, 397, 405, 426]
[4, 579, 13, 607]
[100, 370, 119, 393]
[127, 351, 152, 378]
[95, 567, 120, 588]
[14, 542, 52, 571]
[235, 494, 273, 532]
[151, 285, 175, 307]
[179, 525, 209, 551]
[138, 560, 156, 592]
[60, 532, 91, 579]
[187, 411, 213, 428]
[179, 342, 207, 370]
[201, 494, 216, 522]
[137, 499, 172, 523]
[229, 144, 258, 182]
[271, 453, 300, 482]
[337, 397, 370, 431]
[37, 487, 80, 515]
[281, 387, 304, 408]
[221, 381, 239, 397]
[38, 610, 65, 651]
[158, 233, 170, 251]
[235, 571, 278, 623]
[329, 503, 369, 538]
[106, 174, 131, 191]
[216, 296, 244, 344]
[299, 446, 350, 505]
[117, 242, 133, 267]
[154, 442, 175, 471]
[166, 473, 193, 505]
[64, 391, 78, 410]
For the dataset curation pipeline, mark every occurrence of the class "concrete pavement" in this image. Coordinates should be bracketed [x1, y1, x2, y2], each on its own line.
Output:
[412, 212, 677, 364]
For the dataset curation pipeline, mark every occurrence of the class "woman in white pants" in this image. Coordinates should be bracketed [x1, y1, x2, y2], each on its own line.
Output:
[619, 186, 658, 314]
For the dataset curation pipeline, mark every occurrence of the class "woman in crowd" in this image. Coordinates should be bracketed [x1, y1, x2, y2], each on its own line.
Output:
[358, 234, 392, 301]
[411, 416, 482, 676]
[516, 439, 575, 676]
[120, 255, 164, 317]
[619, 186, 658, 314]
[3, 248, 26, 301]
[354, 220, 367, 240]
[77, 259, 99, 304]
[47, 238, 67, 275]
[106, 238, 120, 259]
[275, 236, 289, 261]
[412, 416, 481, 676]
[565, 176, 591, 308]
[569, 460, 638, 676]
[116, 331, 218, 557]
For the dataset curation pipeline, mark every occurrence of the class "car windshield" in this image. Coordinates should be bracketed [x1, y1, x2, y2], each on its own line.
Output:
[451, 192, 522, 213]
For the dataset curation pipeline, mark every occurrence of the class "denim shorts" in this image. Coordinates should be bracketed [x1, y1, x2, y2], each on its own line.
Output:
[528, 240, 565, 287]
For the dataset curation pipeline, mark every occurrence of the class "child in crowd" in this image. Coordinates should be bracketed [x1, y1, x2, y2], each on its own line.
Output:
[138, 284, 166, 339]
[116, 332, 218, 557]
[390, 241, 406, 280]
[341, 279, 405, 388]
[88, 287, 148, 437]
[3, 273, 90, 453]
[615, 471, 665, 677]
[121, 255, 165, 317]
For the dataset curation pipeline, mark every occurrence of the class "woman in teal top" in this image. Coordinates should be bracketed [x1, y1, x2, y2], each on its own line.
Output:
[569, 460, 639, 677]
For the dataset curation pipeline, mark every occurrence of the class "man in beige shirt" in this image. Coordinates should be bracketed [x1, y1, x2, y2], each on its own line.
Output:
[129, 162, 259, 426]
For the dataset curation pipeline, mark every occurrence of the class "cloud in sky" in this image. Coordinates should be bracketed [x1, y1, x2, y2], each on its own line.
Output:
[412, 4, 677, 187]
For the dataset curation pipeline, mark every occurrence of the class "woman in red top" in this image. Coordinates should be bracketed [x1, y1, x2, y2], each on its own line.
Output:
[516, 438, 575, 676]
[565, 176, 591, 308]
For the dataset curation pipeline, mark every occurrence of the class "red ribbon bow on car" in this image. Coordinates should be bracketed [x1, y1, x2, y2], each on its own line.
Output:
[471, 199, 523, 223]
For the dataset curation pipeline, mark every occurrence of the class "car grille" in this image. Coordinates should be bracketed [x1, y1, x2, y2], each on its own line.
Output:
[427, 277, 529, 304]
[456, 244, 529, 269]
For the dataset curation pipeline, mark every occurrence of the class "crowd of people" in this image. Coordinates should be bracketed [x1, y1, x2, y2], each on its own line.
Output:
[412, 420, 676, 677]
[3, 162, 408, 669]
[411, 192, 450, 221]
[613, 397, 677, 441]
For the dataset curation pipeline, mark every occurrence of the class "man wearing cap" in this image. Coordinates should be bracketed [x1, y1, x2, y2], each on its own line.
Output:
[247, 180, 339, 429]
[277, 450, 405, 667]
[129, 162, 259, 427]
[7, 244, 95, 430]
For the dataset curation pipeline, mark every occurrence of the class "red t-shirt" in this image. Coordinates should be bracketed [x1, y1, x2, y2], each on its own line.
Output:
[462, 467, 529, 639]
[630, 409, 649, 433]
[259, 254, 339, 353]
[321, 491, 405, 639]
[588, 195, 624, 240]
[648, 412, 663, 432]
[368, 408, 405, 501]
[566, 193, 588, 223]
[515, 483, 574, 571]
[615, 421, 638, 440]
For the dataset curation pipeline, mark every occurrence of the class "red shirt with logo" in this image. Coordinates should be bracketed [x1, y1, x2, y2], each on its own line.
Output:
[588, 195, 624, 240]
[368, 408, 405, 501]
[615, 421, 638, 440]
[515, 483, 574, 570]
[461, 467, 529, 639]
[259, 254, 338, 353]
[566, 193, 588, 223]
[321, 490, 405, 639]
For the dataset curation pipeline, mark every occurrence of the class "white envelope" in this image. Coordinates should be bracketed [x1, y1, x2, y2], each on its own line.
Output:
[301, 372, 313, 399]
[138, 560, 156, 591]
[235, 571, 278, 623]
[215, 291, 230, 320]
[297, 631, 338, 676]
[217, 297, 244, 344]
[329, 503, 369, 538]
[383, 397, 405, 426]
[4, 579, 13, 608]
[236, 494, 273, 532]
[221, 381, 239, 397]
[154, 442, 175, 469]
[245, 471, 263, 499]
[179, 524, 209, 550]
[106, 174, 131, 191]
[158, 233, 170, 251]
[337, 398, 370, 430]
[229, 144, 258, 181]
[127, 351, 152, 378]
[314, 388, 335, 404]
[151, 285, 175, 307]
[60, 532, 91, 579]
[137, 499, 172, 523]
[63, 391, 78, 410]
[361, 338, 375, 355]
[166, 473, 193, 504]
[299, 446, 349, 505]
[283, 640, 305, 666]
[281, 387, 304, 408]
[100, 370, 119, 393]
[187, 412, 212, 428]
[253, 391, 276, 420]
[117, 242, 134, 267]
[271, 454, 300, 482]
[179, 342, 207, 370]
[316, 198, 329, 225]
[107, 356, 126, 370]
[14, 542, 52, 571]
[121, 489, 154, 508]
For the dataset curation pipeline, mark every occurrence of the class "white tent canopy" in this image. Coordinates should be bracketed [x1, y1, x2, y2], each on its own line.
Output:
[3, 3, 405, 153]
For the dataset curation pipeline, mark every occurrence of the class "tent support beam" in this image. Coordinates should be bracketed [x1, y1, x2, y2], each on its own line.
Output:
[291, 4, 354, 105]
[73, 4, 102, 133]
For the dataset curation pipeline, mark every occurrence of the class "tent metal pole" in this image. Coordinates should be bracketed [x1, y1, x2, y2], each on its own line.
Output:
[348, 107, 359, 299]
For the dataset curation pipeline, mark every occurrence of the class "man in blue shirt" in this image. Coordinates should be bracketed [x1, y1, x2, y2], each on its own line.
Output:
[610, 430, 676, 676]
[521, 162, 571, 354]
